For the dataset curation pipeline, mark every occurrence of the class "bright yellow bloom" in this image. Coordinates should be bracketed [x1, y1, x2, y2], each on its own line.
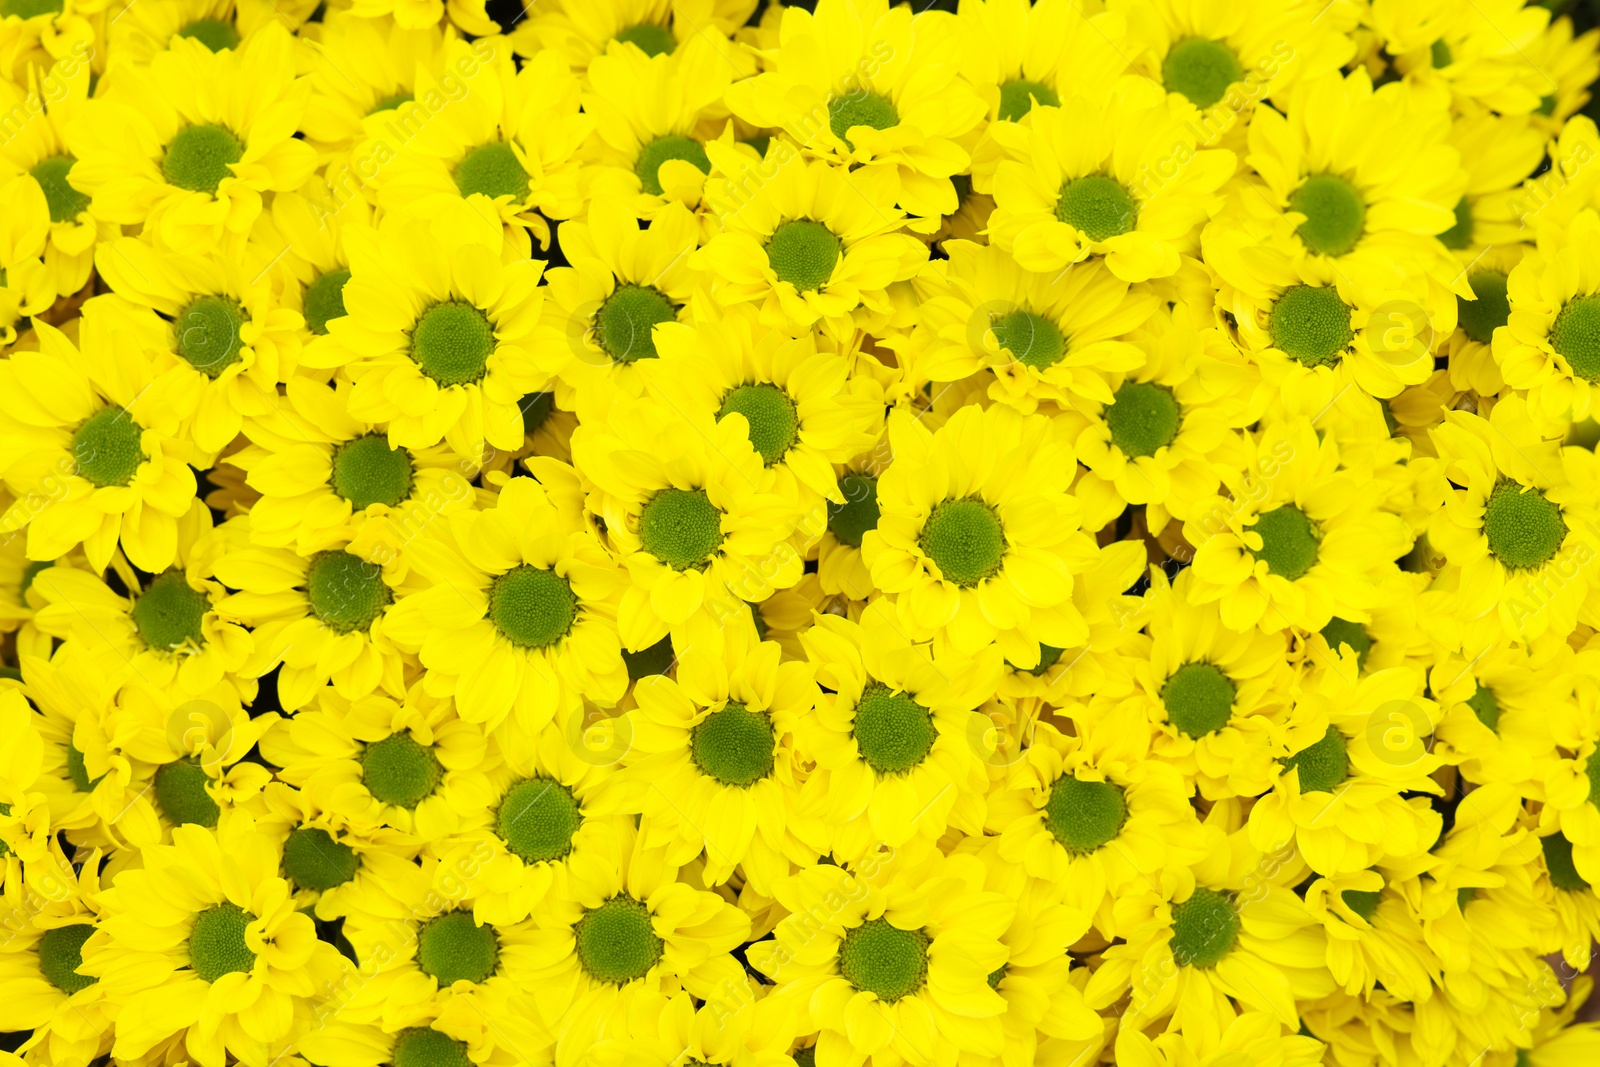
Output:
[1369, 0, 1550, 115]
[1498, 209, 1600, 423]
[298, 13, 452, 155]
[508, 0, 757, 71]
[104, 0, 318, 66]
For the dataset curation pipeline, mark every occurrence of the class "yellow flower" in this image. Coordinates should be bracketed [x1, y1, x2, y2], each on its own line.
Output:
[1497, 208, 1600, 423]
[507, 0, 757, 72]
[815, 449, 884, 603]
[1431, 630, 1572, 788]
[1114, 1012, 1326, 1067]
[581, 985, 798, 1067]
[954, 0, 1134, 130]
[1302, 868, 1440, 1002]
[340, 0, 497, 36]
[105, 0, 318, 66]
[253, 174, 373, 355]
[1370, 0, 1551, 116]
[298, 12, 451, 155]
[253, 782, 419, 923]
[1445, 243, 1524, 398]
[297, 998, 536, 1067]
[1527, 14, 1600, 133]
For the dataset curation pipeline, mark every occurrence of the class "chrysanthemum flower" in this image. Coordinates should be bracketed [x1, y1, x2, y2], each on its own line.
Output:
[342, 0, 497, 36]
[1496, 209, 1600, 423]
[1431, 632, 1572, 787]
[815, 452, 884, 603]
[0, 177, 53, 346]
[104, 0, 318, 65]
[582, 984, 798, 1067]
[1438, 112, 1545, 259]
[253, 782, 418, 922]
[297, 998, 536, 1067]
[1445, 243, 1523, 398]
[252, 177, 372, 353]
[298, 13, 450, 155]
[1527, 14, 1600, 133]
[508, 0, 757, 71]
[1369, 0, 1551, 115]
[1302, 867, 1440, 1002]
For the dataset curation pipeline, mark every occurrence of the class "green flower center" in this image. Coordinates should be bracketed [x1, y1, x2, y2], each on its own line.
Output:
[838, 918, 929, 1002]
[574, 896, 663, 983]
[30, 155, 88, 224]
[1055, 175, 1137, 241]
[362, 734, 442, 809]
[991, 309, 1065, 371]
[520, 391, 554, 435]
[1439, 197, 1473, 250]
[282, 827, 360, 892]
[1162, 38, 1243, 108]
[418, 912, 498, 985]
[920, 497, 1006, 588]
[331, 434, 413, 510]
[594, 284, 676, 363]
[1341, 888, 1381, 922]
[639, 488, 722, 570]
[392, 1029, 472, 1067]
[162, 124, 244, 195]
[635, 135, 709, 197]
[986, 963, 1009, 991]
[176, 18, 239, 52]
[1027, 644, 1066, 676]
[133, 570, 210, 652]
[1483, 481, 1566, 569]
[370, 92, 413, 114]
[853, 682, 937, 775]
[1458, 269, 1510, 345]
[454, 142, 529, 202]
[1542, 831, 1591, 892]
[302, 269, 351, 335]
[189, 904, 256, 982]
[1320, 617, 1372, 670]
[613, 23, 675, 57]
[66, 743, 102, 793]
[828, 89, 899, 150]
[766, 219, 841, 291]
[1431, 39, 1453, 68]
[1162, 663, 1235, 738]
[1106, 381, 1180, 458]
[690, 702, 774, 788]
[37, 922, 97, 994]
[1538, 94, 1557, 117]
[155, 760, 220, 828]
[411, 301, 494, 386]
[997, 78, 1059, 122]
[174, 295, 246, 378]
[1466, 684, 1500, 731]
[718, 383, 799, 465]
[72, 407, 146, 488]
[498, 778, 582, 863]
[1550, 294, 1600, 382]
[488, 566, 578, 649]
[1281, 725, 1349, 793]
[1247, 505, 1319, 580]
[1044, 775, 1127, 853]
[306, 551, 392, 634]
[1288, 174, 1366, 257]
[1269, 285, 1353, 366]
[1168, 888, 1239, 968]
[0, 0, 63, 18]
[623, 635, 675, 679]
[828, 473, 880, 548]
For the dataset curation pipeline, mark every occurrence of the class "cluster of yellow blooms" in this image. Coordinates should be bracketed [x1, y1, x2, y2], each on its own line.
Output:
[10, 0, 1600, 1065]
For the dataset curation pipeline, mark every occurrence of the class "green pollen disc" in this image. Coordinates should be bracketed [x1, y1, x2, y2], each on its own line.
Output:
[520, 391, 554, 435]
[635, 134, 710, 197]
[155, 760, 221, 828]
[1341, 888, 1381, 922]
[623, 635, 675, 679]
[1162, 38, 1243, 109]
[1549, 294, 1600, 382]
[828, 90, 899, 150]
[1055, 174, 1138, 242]
[189, 903, 257, 982]
[411, 301, 495, 386]
[1483, 481, 1566, 569]
[1269, 284, 1353, 366]
[1542, 831, 1591, 891]
[362, 733, 443, 809]
[282, 827, 360, 892]
[1539, 94, 1557, 117]
[174, 295, 246, 378]
[1246, 504, 1319, 580]
[853, 682, 937, 775]
[176, 18, 239, 52]
[1466, 684, 1500, 732]
[997, 78, 1059, 122]
[766, 219, 841, 292]
[1168, 888, 1239, 968]
[30, 155, 88, 223]
[690, 701, 775, 788]
[613, 23, 675, 57]
[639, 488, 722, 570]
[1319, 617, 1372, 670]
[827, 473, 880, 548]
[574, 896, 663, 984]
[302, 268, 351, 335]
[489, 565, 577, 649]
[331, 434, 413, 510]
[454, 141, 530, 202]
[418, 912, 498, 985]
[1106, 381, 1181, 458]
[1439, 197, 1473, 250]
[162, 124, 244, 195]
[595, 284, 676, 363]
[1162, 662, 1235, 738]
[306, 551, 393, 634]
[1, 0, 64, 18]
[991, 309, 1066, 371]
[1281, 725, 1349, 793]
[1288, 174, 1366, 257]
[498, 777, 583, 863]
[1430, 39, 1453, 68]
[370, 92, 413, 114]
[73, 407, 147, 488]
[38, 922, 98, 995]
[392, 1028, 472, 1067]
[837, 918, 929, 1002]
[920, 497, 1007, 588]
[133, 570, 210, 652]
[1458, 269, 1510, 345]
[719, 383, 799, 465]
[1044, 775, 1127, 853]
